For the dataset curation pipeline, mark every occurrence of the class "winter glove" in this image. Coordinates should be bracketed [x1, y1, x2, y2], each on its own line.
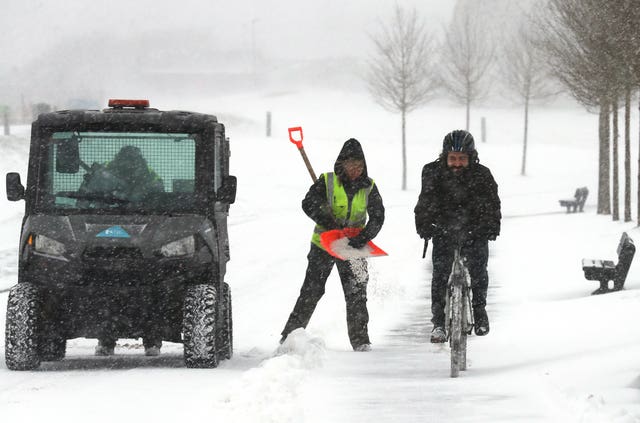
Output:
[469, 227, 498, 242]
[418, 224, 435, 240]
[348, 234, 368, 249]
[315, 212, 340, 230]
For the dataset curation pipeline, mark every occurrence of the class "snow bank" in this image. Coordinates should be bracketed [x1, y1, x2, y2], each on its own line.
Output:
[223, 329, 325, 422]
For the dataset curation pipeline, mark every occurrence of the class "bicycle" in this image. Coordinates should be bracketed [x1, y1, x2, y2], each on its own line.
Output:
[444, 238, 474, 378]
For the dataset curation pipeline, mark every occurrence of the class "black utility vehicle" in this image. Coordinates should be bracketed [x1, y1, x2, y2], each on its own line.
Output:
[5, 99, 237, 369]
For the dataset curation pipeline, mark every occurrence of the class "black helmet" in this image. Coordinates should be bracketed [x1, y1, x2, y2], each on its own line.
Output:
[443, 130, 475, 153]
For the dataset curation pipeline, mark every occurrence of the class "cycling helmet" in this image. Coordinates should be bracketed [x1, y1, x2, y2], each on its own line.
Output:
[443, 130, 475, 153]
[441, 129, 479, 165]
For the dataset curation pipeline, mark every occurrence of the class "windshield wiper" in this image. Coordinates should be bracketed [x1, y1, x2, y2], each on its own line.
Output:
[55, 191, 131, 205]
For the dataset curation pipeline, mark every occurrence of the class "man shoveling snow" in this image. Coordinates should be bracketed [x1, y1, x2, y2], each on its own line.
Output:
[280, 138, 385, 352]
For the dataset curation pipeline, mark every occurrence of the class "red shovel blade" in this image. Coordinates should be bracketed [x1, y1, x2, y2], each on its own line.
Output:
[320, 229, 388, 261]
[288, 126, 303, 149]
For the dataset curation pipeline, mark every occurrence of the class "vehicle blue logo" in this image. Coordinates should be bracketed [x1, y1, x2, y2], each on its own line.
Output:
[96, 226, 130, 238]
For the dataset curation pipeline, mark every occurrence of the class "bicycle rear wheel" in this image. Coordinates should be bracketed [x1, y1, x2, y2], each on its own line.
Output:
[449, 284, 464, 378]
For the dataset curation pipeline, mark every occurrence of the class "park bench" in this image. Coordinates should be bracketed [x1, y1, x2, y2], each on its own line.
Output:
[559, 187, 589, 213]
[582, 232, 635, 295]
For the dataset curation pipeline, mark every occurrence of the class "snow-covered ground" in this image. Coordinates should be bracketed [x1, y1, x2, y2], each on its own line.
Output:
[1, 89, 640, 422]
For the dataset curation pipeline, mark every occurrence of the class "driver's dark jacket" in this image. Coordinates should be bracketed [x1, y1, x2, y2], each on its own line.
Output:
[414, 159, 501, 240]
[79, 162, 163, 203]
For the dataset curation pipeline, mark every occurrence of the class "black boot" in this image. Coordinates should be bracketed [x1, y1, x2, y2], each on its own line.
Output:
[473, 307, 490, 336]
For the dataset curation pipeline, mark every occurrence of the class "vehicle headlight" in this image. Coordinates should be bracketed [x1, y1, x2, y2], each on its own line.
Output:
[160, 236, 195, 257]
[34, 235, 66, 256]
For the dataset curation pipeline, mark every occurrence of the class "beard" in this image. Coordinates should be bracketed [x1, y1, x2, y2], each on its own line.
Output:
[447, 166, 468, 177]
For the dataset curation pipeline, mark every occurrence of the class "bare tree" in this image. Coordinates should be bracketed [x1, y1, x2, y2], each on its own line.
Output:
[540, 0, 618, 215]
[501, 18, 557, 176]
[612, 1, 640, 223]
[543, 0, 640, 220]
[440, 2, 495, 130]
[598, 0, 639, 222]
[367, 5, 438, 190]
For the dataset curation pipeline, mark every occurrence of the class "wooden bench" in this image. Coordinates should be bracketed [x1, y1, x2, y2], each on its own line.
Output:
[559, 187, 589, 213]
[582, 232, 635, 295]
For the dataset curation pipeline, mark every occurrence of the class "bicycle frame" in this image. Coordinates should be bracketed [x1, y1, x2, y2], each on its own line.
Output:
[444, 246, 474, 378]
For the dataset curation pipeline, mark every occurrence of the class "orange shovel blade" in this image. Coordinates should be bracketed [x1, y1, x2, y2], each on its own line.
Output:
[320, 229, 388, 260]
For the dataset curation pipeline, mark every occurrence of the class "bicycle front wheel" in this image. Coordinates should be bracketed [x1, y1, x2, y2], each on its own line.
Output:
[460, 289, 469, 371]
[449, 284, 464, 378]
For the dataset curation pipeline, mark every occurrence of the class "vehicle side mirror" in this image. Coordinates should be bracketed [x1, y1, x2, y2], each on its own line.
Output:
[217, 175, 237, 204]
[6, 172, 25, 201]
[56, 138, 80, 174]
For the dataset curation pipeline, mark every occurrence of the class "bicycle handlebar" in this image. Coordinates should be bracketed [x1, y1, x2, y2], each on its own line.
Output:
[422, 239, 429, 258]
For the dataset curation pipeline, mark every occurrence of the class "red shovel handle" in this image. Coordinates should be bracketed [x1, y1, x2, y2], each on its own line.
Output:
[288, 127, 304, 149]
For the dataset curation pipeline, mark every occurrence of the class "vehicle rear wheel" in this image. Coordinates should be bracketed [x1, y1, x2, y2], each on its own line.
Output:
[183, 284, 218, 368]
[449, 284, 463, 378]
[217, 282, 233, 361]
[5, 283, 42, 370]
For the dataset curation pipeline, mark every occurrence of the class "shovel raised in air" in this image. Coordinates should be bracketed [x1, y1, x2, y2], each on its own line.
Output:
[288, 126, 317, 182]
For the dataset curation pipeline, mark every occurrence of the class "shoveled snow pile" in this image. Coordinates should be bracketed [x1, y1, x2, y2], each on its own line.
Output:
[328, 236, 379, 259]
[223, 329, 325, 422]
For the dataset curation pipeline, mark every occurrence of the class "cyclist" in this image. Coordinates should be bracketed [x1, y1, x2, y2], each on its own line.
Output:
[414, 130, 501, 343]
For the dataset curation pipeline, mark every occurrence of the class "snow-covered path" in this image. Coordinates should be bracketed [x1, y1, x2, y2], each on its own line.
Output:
[1, 91, 640, 422]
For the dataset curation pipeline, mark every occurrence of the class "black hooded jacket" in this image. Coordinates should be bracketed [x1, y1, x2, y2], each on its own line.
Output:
[414, 157, 501, 240]
[302, 138, 384, 243]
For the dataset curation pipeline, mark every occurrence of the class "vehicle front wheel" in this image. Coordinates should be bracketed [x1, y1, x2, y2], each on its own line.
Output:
[183, 284, 218, 368]
[5, 283, 42, 370]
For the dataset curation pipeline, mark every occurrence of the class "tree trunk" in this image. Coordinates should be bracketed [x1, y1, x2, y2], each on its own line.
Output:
[598, 99, 611, 215]
[624, 87, 631, 222]
[465, 98, 470, 131]
[612, 97, 619, 221]
[637, 96, 640, 225]
[521, 96, 529, 176]
[401, 108, 407, 191]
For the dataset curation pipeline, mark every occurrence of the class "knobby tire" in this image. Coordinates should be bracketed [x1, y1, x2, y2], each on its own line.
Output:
[450, 284, 464, 378]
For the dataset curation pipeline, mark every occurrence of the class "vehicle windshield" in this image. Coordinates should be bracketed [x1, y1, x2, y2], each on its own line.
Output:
[39, 131, 199, 213]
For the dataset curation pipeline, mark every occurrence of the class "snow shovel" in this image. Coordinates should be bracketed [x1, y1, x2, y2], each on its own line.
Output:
[320, 228, 388, 261]
[288, 126, 317, 182]
[288, 127, 388, 260]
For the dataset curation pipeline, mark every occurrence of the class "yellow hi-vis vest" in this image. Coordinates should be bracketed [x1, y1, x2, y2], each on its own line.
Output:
[311, 172, 375, 249]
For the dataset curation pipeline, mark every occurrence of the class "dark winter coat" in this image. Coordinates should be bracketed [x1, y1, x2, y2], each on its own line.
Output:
[302, 138, 385, 243]
[80, 146, 164, 203]
[414, 158, 501, 241]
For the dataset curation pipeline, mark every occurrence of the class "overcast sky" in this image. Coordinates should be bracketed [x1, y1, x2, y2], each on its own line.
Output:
[2, 0, 454, 67]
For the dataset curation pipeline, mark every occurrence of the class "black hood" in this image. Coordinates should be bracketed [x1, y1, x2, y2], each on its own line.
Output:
[333, 138, 370, 187]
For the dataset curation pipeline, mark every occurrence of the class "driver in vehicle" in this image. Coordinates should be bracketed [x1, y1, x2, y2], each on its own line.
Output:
[78, 145, 164, 206]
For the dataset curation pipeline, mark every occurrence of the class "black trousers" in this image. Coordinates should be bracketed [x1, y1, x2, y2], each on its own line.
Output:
[281, 244, 370, 348]
[430, 236, 489, 327]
